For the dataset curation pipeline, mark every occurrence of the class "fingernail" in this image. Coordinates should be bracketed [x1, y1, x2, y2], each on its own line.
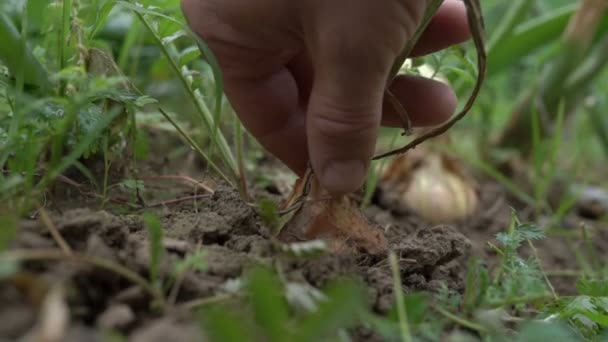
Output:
[321, 159, 366, 195]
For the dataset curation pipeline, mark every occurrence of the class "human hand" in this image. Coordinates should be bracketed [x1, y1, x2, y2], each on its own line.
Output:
[181, 0, 471, 195]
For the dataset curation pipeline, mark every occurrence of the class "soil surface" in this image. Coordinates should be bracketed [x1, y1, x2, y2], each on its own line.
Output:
[2, 154, 607, 341]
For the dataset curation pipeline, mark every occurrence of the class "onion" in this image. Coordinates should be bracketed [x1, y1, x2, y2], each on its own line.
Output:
[381, 150, 479, 224]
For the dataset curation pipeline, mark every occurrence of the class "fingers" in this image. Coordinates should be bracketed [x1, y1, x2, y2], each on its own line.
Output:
[221, 68, 310, 175]
[181, 0, 470, 196]
[381, 74, 458, 127]
[306, 44, 394, 195]
[410, 0, 471, 57]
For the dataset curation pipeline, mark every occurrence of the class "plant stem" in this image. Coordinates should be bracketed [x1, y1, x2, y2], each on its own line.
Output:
[389, 252, 413, 342]
[59, 0, 73, 95]
[234, 119, 249, 200]
[431, 304, 488, 333]
[527, 239, 558, 300]
[179, 293, 237, 311]
[38, 208, 73, 256]
[487, 294, 553, 309]
[157, 107, 233, 186]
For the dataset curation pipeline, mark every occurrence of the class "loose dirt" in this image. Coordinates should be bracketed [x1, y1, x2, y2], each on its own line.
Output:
[2, 165, 607, 341]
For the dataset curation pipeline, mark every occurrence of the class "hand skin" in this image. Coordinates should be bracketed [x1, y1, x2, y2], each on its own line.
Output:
[181, 0, 471, 195]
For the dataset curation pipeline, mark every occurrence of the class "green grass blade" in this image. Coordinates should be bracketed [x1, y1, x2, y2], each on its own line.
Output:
[488, 4, 608, 77]
[143, 212, 164, 291]
[246, 267, 290, 342]
[192, 34, 225, 143]
[486, 0, 531, 53]
[564, 34, 608, 97]
[389, 252, 413, 342]
[89, 0, 118, 39]
[199, 306, 251, 342]
[588, 102, 608, 156]
[0, 13, 50, 89]
[117, 18, 141, 71]
[297, 280, 366, 341]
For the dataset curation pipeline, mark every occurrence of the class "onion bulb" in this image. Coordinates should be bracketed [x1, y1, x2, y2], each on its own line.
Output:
[381, 149, 479, 224]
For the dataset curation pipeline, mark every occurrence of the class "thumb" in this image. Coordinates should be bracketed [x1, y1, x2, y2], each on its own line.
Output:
[307, 45, 394, 196]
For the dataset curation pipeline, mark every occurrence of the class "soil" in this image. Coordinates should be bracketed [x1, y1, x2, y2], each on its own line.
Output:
[2, 151, 608, 341]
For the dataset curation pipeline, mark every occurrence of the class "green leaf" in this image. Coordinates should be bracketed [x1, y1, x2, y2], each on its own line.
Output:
[258, 199, 280, 233]
[38, 107, 122, 193]
[134, 95, 158, 108]
[161, 30, 188, 46]
[561, 296, 601, 337]
[199, 305, 253, 342]
[26, 0, 48, 28]
[516, 223, 544, 241]
[89, 0, 118, 39]
[246, 266, 290, 342]
[402, 293, 428, 327]
[0, 13, 50, 88]
[486, 0, 532, 53]
[179, 46, 201, 66]
[77, 104, 104, 136]
[488, 4, 608, 77]
[119, 179, 145, 193]
[581, 311, 608, 327]
[516, 320, 581, 341]
[463, 258, 489, 313]
[577, 279, 608, 297]
[297, 279, 367, 341]
[360, 311, 400, 341]
[173, 250, 207, 276]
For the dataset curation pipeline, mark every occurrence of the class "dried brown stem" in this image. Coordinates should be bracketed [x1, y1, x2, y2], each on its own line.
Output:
[141, 175, 215, 194]
[375, 0, 486, 160]
[38, 208, 73, 256]
[145, 194, 212, 208]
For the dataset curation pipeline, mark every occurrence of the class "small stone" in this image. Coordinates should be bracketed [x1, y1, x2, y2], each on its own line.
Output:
[111, 286, 147, 308]
[96, 304, 135, 330]
[163, 238, 192, 254]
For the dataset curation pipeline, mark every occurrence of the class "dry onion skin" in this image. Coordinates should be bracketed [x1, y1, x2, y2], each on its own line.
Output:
[279, 170, 388, 255]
